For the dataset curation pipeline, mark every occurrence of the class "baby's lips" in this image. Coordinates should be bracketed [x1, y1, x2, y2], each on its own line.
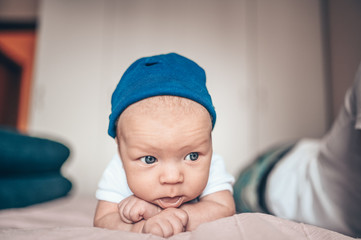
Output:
[157, 196, 183, 208]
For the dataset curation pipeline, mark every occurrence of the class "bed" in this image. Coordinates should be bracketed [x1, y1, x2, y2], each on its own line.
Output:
[0, 194, 355, 240]
[0, 129, 357, 239]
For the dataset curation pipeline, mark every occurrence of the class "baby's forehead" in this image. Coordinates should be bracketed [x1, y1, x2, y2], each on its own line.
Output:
[116, 96, 213, 139]
[117, 96, 213, 130]
[123, 96, 209, 116]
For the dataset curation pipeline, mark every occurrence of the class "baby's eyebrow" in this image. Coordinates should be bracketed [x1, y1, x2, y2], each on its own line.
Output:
[127, 138, 209, 154]
[125, 141, 162, 155]
[178, 138, 210, 150]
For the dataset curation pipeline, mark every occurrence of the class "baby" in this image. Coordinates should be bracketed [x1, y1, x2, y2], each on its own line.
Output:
[93, 53, 235, 237]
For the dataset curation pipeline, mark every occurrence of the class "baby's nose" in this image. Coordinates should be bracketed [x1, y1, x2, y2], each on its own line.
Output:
[159, 164, 184, 184]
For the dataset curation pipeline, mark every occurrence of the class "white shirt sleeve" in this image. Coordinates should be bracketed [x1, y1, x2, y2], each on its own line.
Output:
[200, 153, 235, 198]
[95, 153, 234, 203]
[95, 154, 133, 203]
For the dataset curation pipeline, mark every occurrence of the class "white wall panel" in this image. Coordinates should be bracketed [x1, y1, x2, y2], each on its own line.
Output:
[30, 0, 327, 195]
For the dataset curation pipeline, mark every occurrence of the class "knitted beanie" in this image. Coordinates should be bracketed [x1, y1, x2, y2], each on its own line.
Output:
[108, 53, 216, 138]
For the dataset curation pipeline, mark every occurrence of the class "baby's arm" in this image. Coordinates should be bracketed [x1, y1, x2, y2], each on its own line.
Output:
[180, 190, 235, 231]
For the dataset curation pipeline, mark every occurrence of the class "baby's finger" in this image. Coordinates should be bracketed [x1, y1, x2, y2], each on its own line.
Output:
[173, 209, 189, 227]
[143, 217, 173, 237]
[153, 221, 174, 238]
[122, 198, 139, 222]
[118, 199, 134, 224]
[148, 222, 165, 237]
[167, 214, 186, 235]
[142, 204, 161, 220]
[118, 206, 132, 224]
[128, 203, 145, 222]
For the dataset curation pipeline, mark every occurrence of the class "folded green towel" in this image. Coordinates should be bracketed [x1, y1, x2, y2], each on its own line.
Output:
[0, 128, 70, 176]
[0, 173, 72, 209]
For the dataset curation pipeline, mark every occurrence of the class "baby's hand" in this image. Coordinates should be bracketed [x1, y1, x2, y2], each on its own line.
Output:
[118, 195, 161, 224]
[142, 208, 188, 237]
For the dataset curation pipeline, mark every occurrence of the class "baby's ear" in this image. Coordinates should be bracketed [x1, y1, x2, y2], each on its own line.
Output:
[114, 136, 122, 154]
[114, 136, 122, 148]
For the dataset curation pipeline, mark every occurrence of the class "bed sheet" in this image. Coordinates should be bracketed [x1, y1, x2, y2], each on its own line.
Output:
[0, 195, 355, 240]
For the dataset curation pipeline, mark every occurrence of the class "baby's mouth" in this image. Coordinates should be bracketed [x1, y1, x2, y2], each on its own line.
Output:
[157, 196, 184, 209]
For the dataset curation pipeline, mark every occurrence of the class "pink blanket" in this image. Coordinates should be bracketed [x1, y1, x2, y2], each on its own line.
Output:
[0, 195, 355, 239]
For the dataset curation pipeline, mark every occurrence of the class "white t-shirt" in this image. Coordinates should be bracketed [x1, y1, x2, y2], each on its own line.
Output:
[96, 153, 234, 203]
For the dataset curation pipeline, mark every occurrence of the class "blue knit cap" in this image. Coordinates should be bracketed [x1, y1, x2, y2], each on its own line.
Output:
[108, 53, 216, 138]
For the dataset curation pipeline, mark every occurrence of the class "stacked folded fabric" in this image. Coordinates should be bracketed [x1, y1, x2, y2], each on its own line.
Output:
[0, 128, 72, 209]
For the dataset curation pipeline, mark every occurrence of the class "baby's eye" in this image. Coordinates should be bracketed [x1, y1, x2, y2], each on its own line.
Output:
[185, 152, 199, 161]
[140, 156, 157, 164]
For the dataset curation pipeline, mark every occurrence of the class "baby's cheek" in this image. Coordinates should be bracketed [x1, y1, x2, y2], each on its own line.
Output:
[188, 172, 209, 197]
[127, 176, 150, 196]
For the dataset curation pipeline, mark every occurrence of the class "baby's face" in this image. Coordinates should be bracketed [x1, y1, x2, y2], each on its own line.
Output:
[116, 96, 213, 208]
